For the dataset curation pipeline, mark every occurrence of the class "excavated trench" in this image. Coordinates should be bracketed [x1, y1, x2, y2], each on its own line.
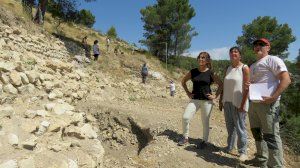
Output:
[94, 109, 153, 155]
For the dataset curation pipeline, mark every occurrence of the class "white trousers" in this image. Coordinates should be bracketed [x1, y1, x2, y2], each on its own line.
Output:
[182, 99, 213, 142]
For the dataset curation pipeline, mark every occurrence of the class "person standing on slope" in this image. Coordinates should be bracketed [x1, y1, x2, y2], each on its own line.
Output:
[219, 46, 250, 162]
[179, 52, 222, 149]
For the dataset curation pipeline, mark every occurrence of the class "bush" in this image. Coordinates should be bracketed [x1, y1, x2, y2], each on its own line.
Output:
[280, 61, 300, 154]
[75, 9, 95, 28]
[107, 26, 117, 39]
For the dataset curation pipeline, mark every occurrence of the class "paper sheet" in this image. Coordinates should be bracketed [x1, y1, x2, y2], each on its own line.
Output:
[249, 82, 277, 101]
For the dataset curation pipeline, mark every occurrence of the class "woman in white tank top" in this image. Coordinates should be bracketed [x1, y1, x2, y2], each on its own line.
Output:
[219, 47, 250, 162]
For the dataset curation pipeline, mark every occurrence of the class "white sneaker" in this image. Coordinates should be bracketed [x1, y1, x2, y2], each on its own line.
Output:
[239, 154, 248, 162]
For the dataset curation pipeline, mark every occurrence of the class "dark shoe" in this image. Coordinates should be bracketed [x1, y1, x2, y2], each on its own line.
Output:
[178, 138, 189, 146]
[197, 141, 208, 149]
[244, 157, 265, 167]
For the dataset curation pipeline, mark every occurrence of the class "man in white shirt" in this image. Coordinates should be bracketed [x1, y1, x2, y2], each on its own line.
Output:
[246, 38, 291, 168]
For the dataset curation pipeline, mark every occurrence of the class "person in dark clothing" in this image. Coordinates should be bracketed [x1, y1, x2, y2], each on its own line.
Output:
[178, 52, 222, 149]
[141, 63, 148, 84]
[82, 36, 90, 59]
[93, 40, 100, 61]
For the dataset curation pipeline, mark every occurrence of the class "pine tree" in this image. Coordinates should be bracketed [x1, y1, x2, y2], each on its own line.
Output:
[140, 0, 197, 60]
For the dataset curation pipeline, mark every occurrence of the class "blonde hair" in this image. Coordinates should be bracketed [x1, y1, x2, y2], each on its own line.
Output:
[197, 52, 212, 69]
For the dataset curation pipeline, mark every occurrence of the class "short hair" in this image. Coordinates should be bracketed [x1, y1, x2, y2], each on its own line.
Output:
[94, 40, 98, 44]
[229, 46, 241, 54]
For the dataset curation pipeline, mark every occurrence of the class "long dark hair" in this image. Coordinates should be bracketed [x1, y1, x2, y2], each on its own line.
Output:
[197, 52, 212, 69]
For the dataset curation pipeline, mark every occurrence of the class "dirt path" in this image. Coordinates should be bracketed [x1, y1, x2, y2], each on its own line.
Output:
[78, 95, 266, 168]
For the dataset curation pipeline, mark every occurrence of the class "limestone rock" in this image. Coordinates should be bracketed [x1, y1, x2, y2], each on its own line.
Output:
[46, 60, 73, 72]
[68, 159, 78, 168]
[0, 62, 15, 72]
[0, 105, 14, 119]
[17, 85, 29, 94]
[75, 70, 87, 79]
[0, 73, 10, 84]
[27, 84, 35, 93]
[43, 81, 54, 92]
[48, 92, 56, 101]
[22, 136, 38, 150]
[3, 84, 18, 94]
[149, 71, 165, 80]
[0, 160, 18, 168]
[25, 70, 40, 84]
[9, 70, 22, 86]
[36, 120, 50, 136]
[19, 157, 35, 168]
[48, 90, 63, 100]
[15, 62, 25, 72]
[53, 102, 74, 115]
[80, 124, 97, 139]
[19, 72, 29, 84]
[49, 144, 62, 152]
[64, 126, 85, 139]
[39, 74, 54, 82]
[71, 113, 85, 125]
[44, 103, 56, 111]
[8, 133, 18, 146]
[36, 110, 48, 117]
[24, 110, 36, 119]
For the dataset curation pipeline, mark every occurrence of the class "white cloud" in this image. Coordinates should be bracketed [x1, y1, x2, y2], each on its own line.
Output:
[184, 47, 230, 60]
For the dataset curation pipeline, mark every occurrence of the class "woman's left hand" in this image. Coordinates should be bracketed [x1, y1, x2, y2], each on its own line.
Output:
[206, 93, 215, 100]
[238, 106, 245, 112]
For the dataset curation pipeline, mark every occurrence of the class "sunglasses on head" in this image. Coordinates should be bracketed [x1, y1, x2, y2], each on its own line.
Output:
[254, 42, 267, 47]
[198, 56, 207, 60]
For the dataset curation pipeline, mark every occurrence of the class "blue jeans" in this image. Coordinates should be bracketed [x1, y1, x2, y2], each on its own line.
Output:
[224, 102, 248, 154]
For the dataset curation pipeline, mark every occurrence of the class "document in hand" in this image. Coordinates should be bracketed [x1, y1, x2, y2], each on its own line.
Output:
[249, 82, 277, 102]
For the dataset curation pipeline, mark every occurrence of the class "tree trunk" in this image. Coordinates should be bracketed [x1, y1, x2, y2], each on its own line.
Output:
[174, 30, 178, 56]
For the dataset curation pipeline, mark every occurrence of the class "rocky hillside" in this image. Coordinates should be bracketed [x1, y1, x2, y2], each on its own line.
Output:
[0, 1, 299, 168]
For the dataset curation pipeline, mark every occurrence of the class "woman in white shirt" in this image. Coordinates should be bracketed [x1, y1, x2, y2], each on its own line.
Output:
[219, 46, 250, 162]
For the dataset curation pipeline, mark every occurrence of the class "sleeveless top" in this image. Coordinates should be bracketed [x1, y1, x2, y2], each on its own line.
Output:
[222, 64, 249, 111]
[190, 68, 214, 100]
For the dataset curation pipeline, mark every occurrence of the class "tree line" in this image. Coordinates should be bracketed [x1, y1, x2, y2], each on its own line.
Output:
[22, 0, 96, 28]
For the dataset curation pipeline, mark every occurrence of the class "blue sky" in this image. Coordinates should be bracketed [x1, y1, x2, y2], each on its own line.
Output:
[79, 0, 299, 61]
